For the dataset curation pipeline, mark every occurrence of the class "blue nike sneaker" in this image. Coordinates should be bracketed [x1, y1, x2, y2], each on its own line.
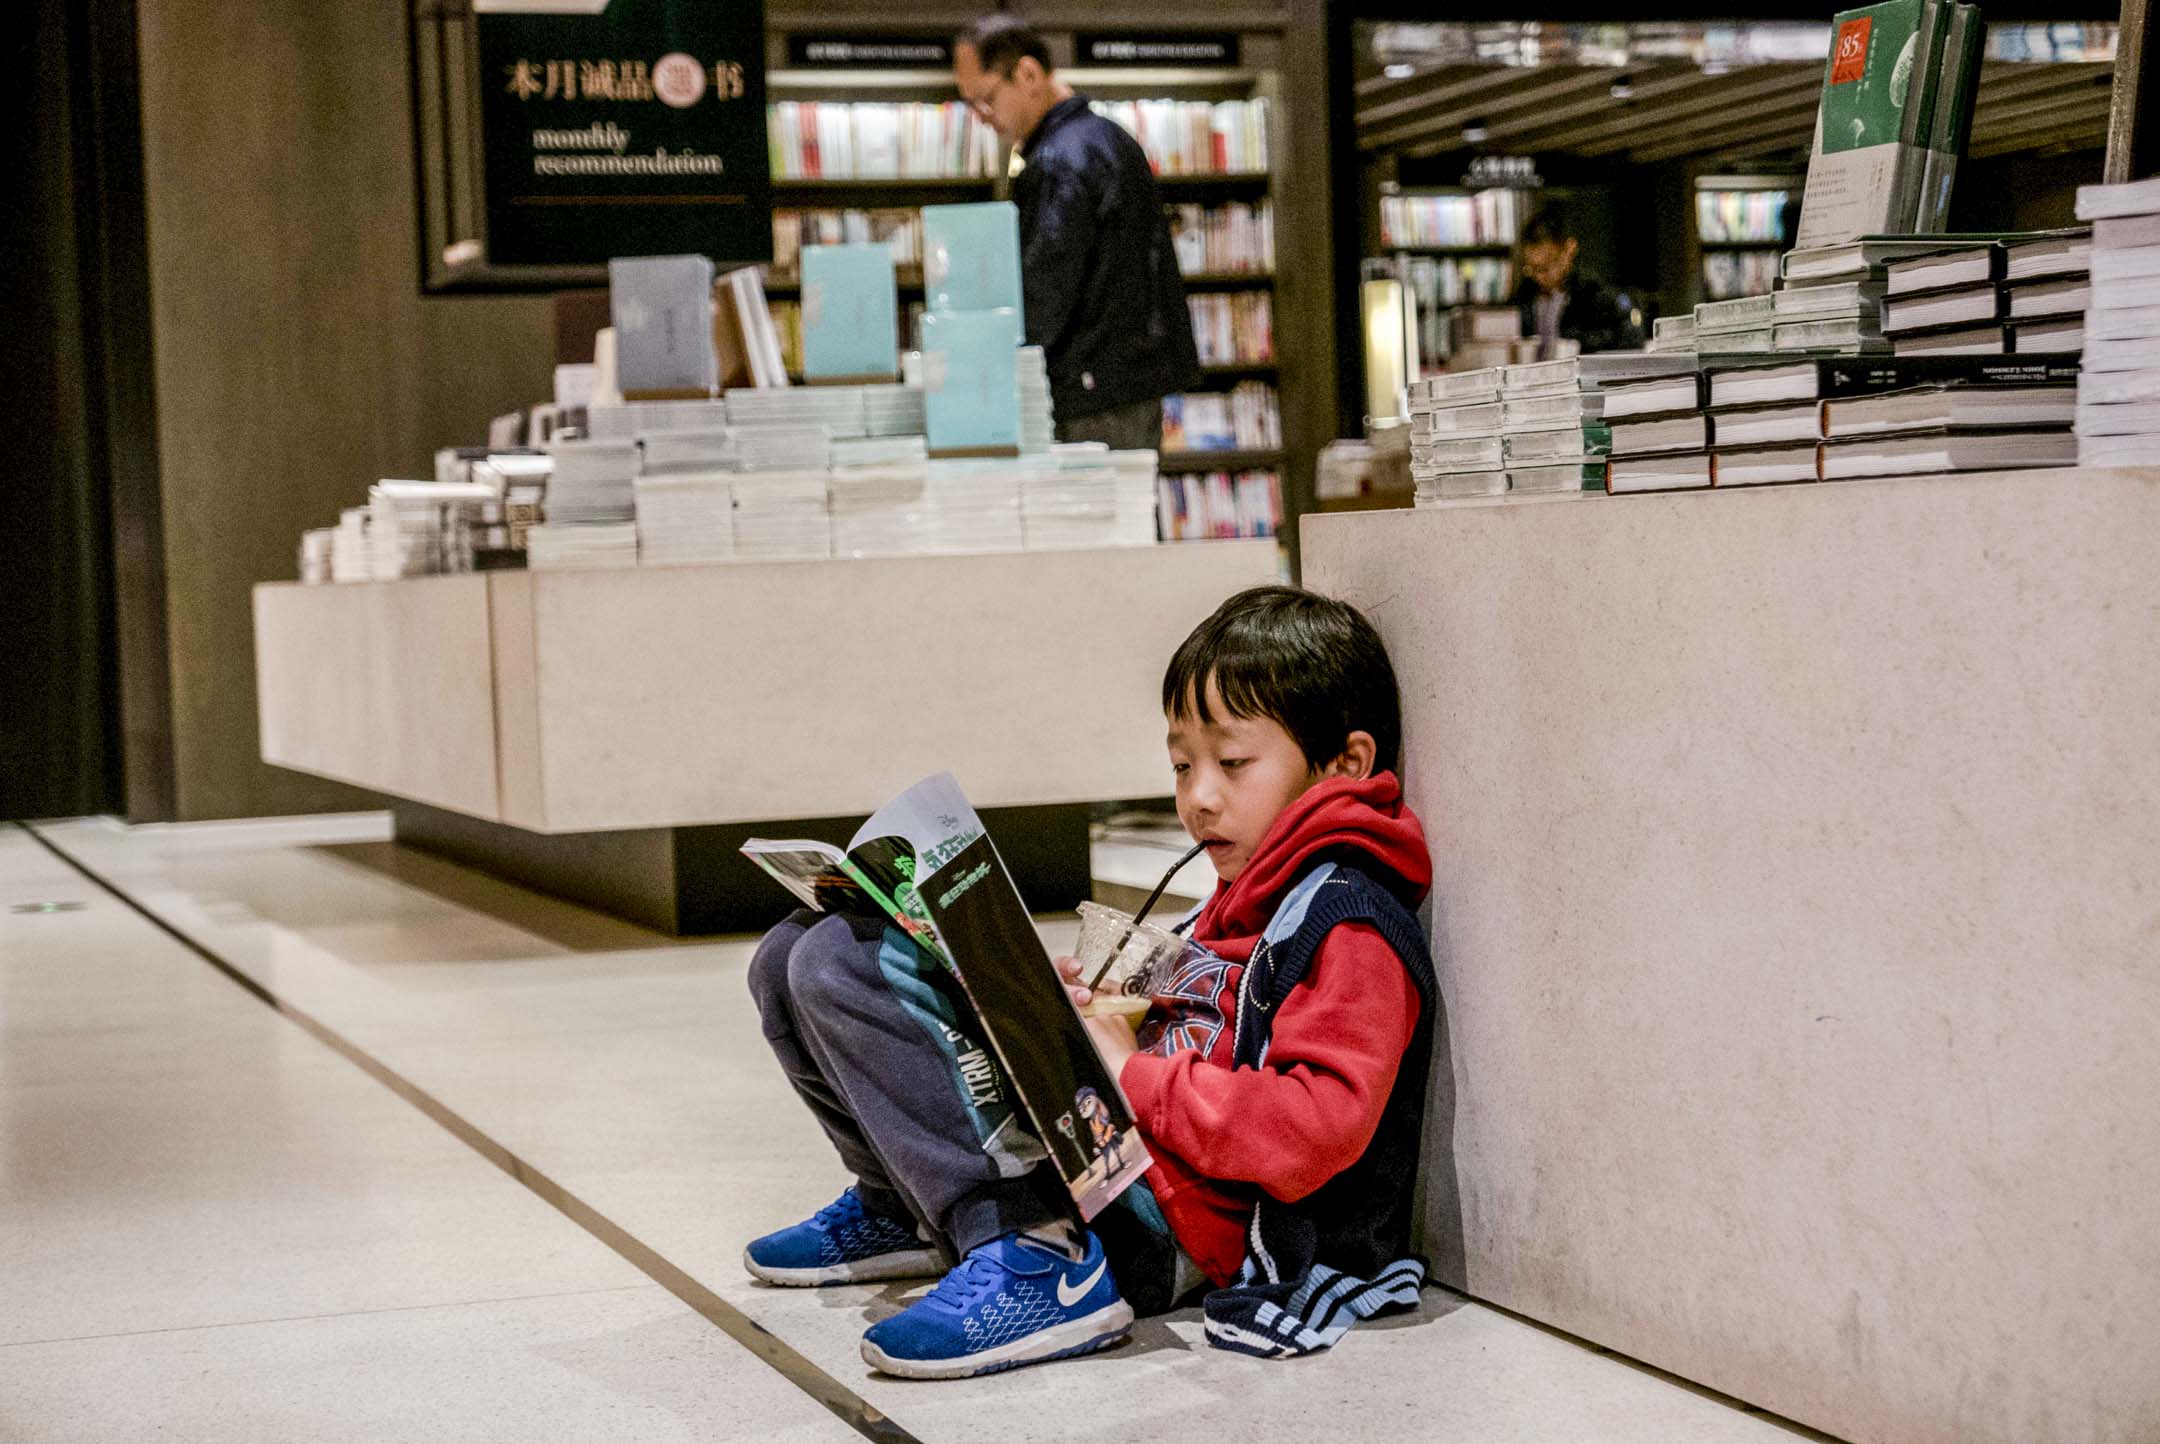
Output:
[859, 1229, 1133, 1379]
[743, 1187, 945, 1287]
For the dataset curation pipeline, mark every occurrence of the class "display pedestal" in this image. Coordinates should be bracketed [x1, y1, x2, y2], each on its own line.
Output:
[392, 799, 1090, 936]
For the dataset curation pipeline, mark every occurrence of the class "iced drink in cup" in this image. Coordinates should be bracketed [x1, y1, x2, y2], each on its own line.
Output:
[1071, 901, 1183, 1020]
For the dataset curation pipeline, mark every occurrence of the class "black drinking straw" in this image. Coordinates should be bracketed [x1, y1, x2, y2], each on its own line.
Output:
[1087, 839, 1208, 991]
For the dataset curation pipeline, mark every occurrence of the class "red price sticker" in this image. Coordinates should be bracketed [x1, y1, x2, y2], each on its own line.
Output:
[1830, 17, 1872, 84]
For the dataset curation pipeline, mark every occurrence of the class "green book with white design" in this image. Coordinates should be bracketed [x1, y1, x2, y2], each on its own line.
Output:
[1795, 0, 1947, 248]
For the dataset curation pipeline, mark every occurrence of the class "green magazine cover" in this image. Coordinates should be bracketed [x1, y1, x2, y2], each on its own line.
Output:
[1796, 0, 1940, 248]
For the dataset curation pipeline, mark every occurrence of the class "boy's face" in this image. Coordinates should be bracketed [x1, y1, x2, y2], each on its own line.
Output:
[1167, 680, 1321, 885]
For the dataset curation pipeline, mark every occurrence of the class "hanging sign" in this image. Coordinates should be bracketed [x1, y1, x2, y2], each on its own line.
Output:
[476, 0, 770, 267]
[1074, 33, 1241, 66]
[786, 35, 954, 67]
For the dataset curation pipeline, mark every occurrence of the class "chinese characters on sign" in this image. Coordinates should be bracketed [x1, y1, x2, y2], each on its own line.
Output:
[476, 1, 769, 267]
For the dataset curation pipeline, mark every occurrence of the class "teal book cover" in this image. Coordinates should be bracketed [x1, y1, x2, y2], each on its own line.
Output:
[924, 202, 1024, 314]
[801, 244, 899, 379]
[920, 307, 1023, 451]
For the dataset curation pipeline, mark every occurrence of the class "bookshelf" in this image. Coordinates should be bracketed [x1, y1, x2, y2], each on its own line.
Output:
[1694, 172, 1799, 302]
[757, 40, 1294, 546]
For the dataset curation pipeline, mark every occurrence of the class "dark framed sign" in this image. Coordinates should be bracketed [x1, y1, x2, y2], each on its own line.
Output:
[1074, 32, 1240, 67]
[786, 34, 953, 68]
[473, 0, 769, 269]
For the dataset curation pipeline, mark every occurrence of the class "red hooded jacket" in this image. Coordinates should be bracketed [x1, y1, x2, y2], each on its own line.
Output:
[1119, 772, 1432, 1285]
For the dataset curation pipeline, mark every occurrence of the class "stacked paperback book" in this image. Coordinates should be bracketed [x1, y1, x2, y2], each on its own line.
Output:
[1409, 358, 1611, 502]
[1163, 383, 1281, 453]
[1880, 232, 2092, 356]
[1603, 355, 2081, 493]
[537, 439, 639, 567]
[1157, 470, 1282, 539]
[2073, 178, 2160, 467]
[730, 471, 833, 560]
[633, 429, 736, 566]
[1693, 295, 1776, 358]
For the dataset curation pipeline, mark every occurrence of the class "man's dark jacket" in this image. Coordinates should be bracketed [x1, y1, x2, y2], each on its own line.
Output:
[1510, 273, 1644, 354]
[1012, 94, 1201, 421]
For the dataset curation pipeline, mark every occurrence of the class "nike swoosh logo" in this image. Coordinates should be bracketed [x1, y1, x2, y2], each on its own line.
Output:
[1056, 1258, 1107, 1308]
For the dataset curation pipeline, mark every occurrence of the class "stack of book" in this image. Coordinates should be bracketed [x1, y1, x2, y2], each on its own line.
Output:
[1602, 371, 1712, 493]
[828, 458, 933, 559]
[1648, 314, 1698, 356]
[1379, 190, 1522, 248]
[1407, 370, 1506, 501]
[1703, 356, 2079, 486]
[1442, 306, 1529, 370]
[2074, 178, 2160, 466]
[1496, 358, 1615, 495]
[1879, 231, 2092, 356]
[1106, 450, 1164, 546]
[921, 460, 1026, 552]
[543, 441, 639, 525]
[586, 399, 732, 441]
[770, 209, 922, 278]
[730, 471, 833, 560]
[299, 528, 334, 585]
[634, 429, 737, 566]
[1770, 277, 1888, 355]
[332, 508, 371, 582]
[1693, 295, 1775, 358]
[526, 522, 639, 570]
[1018, 450, 1120, 550]
[861, 383, 928, 438]
[1018, 346, 1055, 454]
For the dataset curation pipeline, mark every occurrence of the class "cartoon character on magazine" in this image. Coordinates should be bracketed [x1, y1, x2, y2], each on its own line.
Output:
[1075, 1086, 1124, 1177]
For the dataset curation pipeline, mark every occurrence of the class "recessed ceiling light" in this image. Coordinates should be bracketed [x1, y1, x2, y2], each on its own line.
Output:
[1611, 75, 1634, 99]
[1462, 119, 1490, 144]
[1384, 62, 1415, 79]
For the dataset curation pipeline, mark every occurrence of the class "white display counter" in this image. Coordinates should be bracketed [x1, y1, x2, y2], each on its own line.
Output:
[1303, 466, 2160, 1444]
[254, 542, 1278, 926]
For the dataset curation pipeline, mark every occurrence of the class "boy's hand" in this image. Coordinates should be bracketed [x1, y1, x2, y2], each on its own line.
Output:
[1056, 955, 1141, 1072]
[1054, 955, 1095, 1010]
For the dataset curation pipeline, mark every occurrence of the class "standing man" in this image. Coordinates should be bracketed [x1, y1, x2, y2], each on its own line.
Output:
[953, 17, 1200, 450]
[1511, 207, 1644, 357]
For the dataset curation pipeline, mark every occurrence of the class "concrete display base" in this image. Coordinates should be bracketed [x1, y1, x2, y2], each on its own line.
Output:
[392, 800, 1092, 936]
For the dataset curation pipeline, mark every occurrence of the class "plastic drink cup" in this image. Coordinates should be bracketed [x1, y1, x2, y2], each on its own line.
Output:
[1072, 901, 1183, 1020]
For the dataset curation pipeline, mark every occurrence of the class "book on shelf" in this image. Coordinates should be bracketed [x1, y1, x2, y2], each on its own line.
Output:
[1785, 237, 1972, 285]
[1821, 383, 2077, 436]
[768, 101, 1001, 180]
[800, 244, 900, 381]
[1607, 452, 1712, 492]
[2076, 177, 2160, 222]
[1156, 470, 1282, 540]
[1704, 250, 1782, 300]
[610, 254, 716, 396]
[1091, 97, 1270, 176]
[1774, 280, 1888, 318]
[1168, 202, 1275, 275]
[1696, 187, 1791, 244]
[1773, 317, 1889, 352]
[1187, 292, 1275, 365]
[1713, 443, 1823, 486]
[1380, 190, 1522, 249]
[2076, 367, 2160, 406]
[1819, 427, 2077, 478]
[772, 208, 924, 278]
[2091, 244, 2160, 286]
[1163, 383, 1282, 451]
[924, 202, 1024, 314]
[2011, 317, 2085, 354]
[2005, 277, 2090, 320]
[2001, 230, 2093, 282]
[1885, 244, 1998, 295]
[745, 774, 1148, 1221]
[1913, 3, 1985, 232]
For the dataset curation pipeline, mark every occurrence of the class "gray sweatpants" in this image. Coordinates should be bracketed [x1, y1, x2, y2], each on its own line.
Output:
[747, 909, 1065, 1255]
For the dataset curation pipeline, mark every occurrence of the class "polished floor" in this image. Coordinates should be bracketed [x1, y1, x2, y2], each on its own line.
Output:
[1, 816, 1837, 1442]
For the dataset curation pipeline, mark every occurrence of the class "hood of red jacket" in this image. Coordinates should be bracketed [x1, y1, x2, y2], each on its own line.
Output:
[1190, 771, 1430, 957]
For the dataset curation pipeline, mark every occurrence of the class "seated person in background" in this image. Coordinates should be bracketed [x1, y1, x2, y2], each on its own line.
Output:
[1513, 206, 1645, 356]
[742, 585, 1437, 1377]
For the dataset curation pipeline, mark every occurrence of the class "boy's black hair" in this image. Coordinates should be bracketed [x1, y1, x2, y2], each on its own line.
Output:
[1162, 585, 1402, 776]
[955, 15, 1053, 76]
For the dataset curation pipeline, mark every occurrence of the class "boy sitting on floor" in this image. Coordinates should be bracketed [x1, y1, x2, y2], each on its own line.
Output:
[744, 584, 1436, 1377]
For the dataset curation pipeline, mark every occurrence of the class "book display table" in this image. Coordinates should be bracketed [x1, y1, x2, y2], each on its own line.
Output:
[1303, 466, 2160, 1444]
[253, 542, 1276, 930]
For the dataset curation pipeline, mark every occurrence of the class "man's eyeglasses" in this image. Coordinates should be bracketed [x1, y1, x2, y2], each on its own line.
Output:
[964, 68, 1012, 119]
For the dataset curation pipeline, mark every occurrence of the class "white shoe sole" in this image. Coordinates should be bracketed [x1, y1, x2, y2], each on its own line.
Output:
[860, 1299, 1136, 1379]
[742, 1245, 946, 1288]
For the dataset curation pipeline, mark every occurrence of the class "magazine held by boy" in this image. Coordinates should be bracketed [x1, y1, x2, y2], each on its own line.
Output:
[742, 773, 1152, 1221]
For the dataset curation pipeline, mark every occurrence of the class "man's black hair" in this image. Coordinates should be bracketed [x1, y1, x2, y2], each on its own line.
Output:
[956, 15, 1053, 76]
[1520, 207, 1574, 248]
[1162, 585, 1403, 776]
